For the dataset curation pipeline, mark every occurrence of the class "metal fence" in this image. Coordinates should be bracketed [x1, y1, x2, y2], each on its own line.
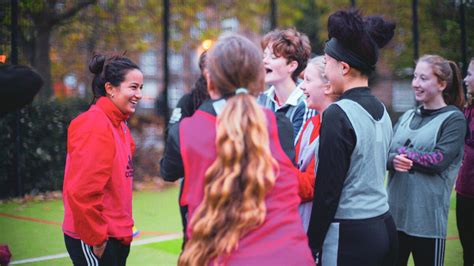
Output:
[1, 0, 474, 197]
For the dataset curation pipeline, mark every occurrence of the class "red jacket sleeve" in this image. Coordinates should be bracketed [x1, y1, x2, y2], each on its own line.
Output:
[297, 157, 316, 202]
[65, 114, 115, 246]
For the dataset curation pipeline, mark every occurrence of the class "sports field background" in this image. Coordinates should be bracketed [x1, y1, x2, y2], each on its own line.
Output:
[0, 187, 182, 265]
[0, 186, 463, 265]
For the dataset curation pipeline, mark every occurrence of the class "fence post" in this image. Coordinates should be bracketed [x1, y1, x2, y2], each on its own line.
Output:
[161, 0, 170, 134]
[459, 0, 467, 78]
[11, 0, 23, 197]
[412, 0, 419, 61]
[270, 0, 277, 30]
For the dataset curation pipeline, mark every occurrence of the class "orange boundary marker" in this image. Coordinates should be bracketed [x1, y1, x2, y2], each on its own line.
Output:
[0, 212, 168, 236]
[0, 212, 61, 226]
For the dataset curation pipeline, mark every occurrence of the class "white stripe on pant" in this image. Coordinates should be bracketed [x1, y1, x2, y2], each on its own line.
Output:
[81, 240, 98, 266]
[321, 222, 340, 266]
[435, 238, 446, 266]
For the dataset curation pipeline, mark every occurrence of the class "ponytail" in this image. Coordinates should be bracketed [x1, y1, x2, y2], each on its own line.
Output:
[178, 93, 278, 265]
[446, 60, 465, 109]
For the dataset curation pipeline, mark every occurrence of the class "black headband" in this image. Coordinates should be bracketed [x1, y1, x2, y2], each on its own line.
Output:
[324, 38, 376, 72]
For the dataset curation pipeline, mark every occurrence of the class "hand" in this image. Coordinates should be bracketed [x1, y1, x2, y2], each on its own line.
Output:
[93, 241, 107, 258]
[393, 154, 413, 172]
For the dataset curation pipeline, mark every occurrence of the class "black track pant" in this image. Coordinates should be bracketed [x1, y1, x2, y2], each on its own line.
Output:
[64, 234, 130, 266]
[396, 231, 445, 266]
[320, 212, 398, 266]
[178, 179, 188, 250]
[456, 193, 474, 266]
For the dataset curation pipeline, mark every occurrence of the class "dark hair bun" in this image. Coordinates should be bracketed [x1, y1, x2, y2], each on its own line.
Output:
[88, 54, 106, 74]
[326, 9, 395, 74]
[364, 16, 396, 48]
[328, 9, 365, 46]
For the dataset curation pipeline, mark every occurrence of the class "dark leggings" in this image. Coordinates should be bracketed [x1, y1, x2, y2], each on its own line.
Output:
[456, 193, 474, 266]
[321, 212, 398, 266]
[396, 231, 445, 266]
[64, 234, 130, 266]
[178, 179, 188, 249]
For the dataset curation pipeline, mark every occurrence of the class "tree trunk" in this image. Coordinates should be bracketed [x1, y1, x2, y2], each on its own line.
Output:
[28, 0, 97, 101]
[34, 24, 53, 101]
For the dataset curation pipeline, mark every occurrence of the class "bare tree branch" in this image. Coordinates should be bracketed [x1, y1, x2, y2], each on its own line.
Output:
[50, 0, 97, 26]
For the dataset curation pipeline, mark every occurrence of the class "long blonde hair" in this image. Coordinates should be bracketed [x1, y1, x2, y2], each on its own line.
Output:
[178, 35, 278, 266]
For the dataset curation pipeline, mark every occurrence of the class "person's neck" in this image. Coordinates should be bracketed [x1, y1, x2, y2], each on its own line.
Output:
[423, 97, 447, 110]
[273, 78, 297, 104]
[315, 100, 333, 114]
[342, 78, 368, 93]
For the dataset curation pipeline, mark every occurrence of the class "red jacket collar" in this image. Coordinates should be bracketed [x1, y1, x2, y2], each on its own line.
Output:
[96, 97, 129, 127]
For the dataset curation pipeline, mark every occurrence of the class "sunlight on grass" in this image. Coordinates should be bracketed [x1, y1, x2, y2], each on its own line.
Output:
[147, 239, 183, 255]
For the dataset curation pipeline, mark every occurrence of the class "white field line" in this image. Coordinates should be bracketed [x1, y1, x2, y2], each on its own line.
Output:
[10, 233, 182, 265]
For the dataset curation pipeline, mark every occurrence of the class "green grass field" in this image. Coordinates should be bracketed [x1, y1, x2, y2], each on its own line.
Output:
[0, 187, 464, 265]
[0, 187, 183, 265]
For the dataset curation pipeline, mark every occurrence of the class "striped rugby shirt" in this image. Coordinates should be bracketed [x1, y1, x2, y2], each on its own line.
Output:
[257, 83, 316, 144]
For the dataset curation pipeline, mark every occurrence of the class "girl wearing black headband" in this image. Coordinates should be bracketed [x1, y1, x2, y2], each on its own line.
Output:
[306, 9, 397, 265]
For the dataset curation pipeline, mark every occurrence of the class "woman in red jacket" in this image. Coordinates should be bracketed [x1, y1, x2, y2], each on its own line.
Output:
[161, 34, 314, 266]
[62, 54, 143, 266]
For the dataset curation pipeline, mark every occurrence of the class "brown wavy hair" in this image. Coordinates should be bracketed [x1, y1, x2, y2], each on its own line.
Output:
[261, 28, 311, 81]
[178, 34, 278, 266]
[418, 54, 465, 109]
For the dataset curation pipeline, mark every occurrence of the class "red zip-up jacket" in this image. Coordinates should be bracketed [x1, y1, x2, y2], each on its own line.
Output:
[295, 114, 321, 202]
[62, 97, 135, 246]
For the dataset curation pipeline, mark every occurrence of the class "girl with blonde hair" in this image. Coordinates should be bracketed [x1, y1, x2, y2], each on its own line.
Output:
[296, 56, 338, 232]
[160, 34, 314, 266]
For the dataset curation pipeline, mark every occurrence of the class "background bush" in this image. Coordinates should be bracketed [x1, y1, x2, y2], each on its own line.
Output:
[0, 98, 89, 199]
[0, 98, 165, 199]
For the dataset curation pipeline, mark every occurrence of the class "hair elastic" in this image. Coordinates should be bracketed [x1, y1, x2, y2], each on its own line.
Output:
[235, 87, 249, 94]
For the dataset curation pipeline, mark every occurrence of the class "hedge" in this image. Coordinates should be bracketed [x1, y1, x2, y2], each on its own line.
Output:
[0, 98, 89, 198]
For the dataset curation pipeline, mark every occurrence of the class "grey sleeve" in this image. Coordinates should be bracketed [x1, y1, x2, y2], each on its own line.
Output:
[291, 102, 307, 142]
[400, 112, 466, 174]
[387, 117, 403, 171]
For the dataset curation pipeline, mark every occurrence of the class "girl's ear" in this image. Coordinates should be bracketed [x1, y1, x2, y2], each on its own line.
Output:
[438, 80, 447, 92]
[105, 82, 115, 97]
[340, 61, 351, 76]
[288, 60, 298, 74]
[323, 83, 333, 95]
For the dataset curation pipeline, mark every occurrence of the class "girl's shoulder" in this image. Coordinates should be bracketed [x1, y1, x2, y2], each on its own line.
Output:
[69, 107, 110, 135]
[445, 106, 466, 120]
